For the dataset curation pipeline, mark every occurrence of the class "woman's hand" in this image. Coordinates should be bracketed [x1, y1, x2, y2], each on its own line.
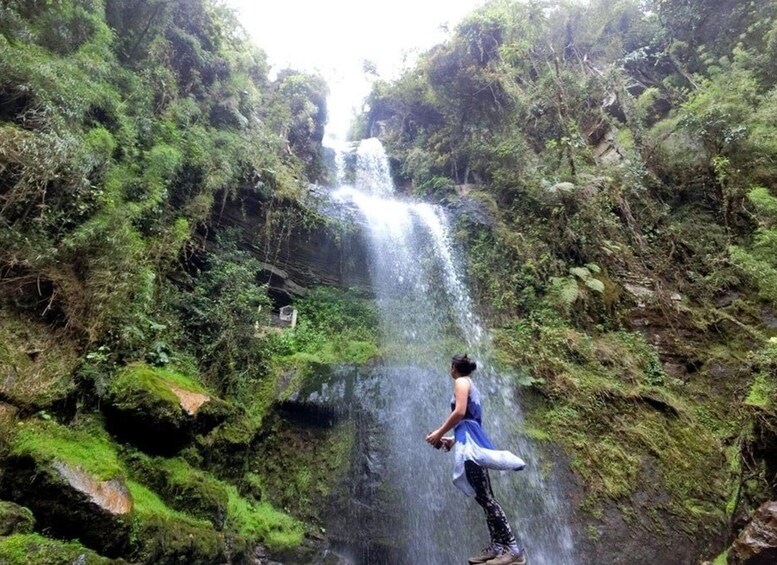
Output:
[426, 429, 444, 447]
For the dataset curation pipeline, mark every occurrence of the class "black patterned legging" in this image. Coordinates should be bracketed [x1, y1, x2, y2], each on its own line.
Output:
[465, 460, 518, 547]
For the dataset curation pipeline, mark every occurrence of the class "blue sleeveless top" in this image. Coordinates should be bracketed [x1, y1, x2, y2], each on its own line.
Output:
[451, 377, 483, 424]
[449, 377, 526, 497]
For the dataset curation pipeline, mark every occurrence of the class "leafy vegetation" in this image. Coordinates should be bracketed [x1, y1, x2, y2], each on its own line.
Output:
[0, 1, 338, 560]
[268, 286, 380, 365]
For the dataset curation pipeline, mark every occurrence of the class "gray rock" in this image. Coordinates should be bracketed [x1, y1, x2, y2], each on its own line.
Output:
[730, 501, 777, 564]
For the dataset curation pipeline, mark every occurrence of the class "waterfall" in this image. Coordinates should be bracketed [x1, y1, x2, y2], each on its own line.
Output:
[320, 137, 576, 565]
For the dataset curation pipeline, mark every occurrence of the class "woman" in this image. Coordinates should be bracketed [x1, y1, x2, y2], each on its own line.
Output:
[425, 353, 527, 565]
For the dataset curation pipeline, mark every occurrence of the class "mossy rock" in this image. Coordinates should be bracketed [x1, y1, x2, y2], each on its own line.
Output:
[125, 452, 229, 529]
[105, 363, 235, 454]
[0, 500, 34, 535]
[0, 420, 134, 556]
[0, 533, 128, 565]
[132, 514, 239, 565]
[196, 415, 260, 477]
[0, 311, 78, 412]
[0, 418, 238, 563]
[124, 453, 304, 555]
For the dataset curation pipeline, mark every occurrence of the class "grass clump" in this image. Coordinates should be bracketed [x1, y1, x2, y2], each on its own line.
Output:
[569, 437, 641, 501]
[0, 312, 79, 410]
[744, 373, 775, 410]
[267, 287, 381, 367]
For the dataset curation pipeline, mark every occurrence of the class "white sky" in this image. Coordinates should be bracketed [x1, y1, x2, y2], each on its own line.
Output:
[227, 0, 487, 139]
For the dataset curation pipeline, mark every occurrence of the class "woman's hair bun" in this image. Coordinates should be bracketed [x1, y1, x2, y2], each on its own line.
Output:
[452, 353, 477, 375]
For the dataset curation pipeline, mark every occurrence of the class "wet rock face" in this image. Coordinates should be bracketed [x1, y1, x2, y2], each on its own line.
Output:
[731, 501, 777, 565]
[0, 456, 133, 557]
[212, 189, 372, 303]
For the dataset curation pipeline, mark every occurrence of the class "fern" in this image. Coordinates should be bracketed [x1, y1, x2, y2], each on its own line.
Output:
[550, 276, 580, 307]
[570, 266, 591, 280]
[585, 278, 605, 294]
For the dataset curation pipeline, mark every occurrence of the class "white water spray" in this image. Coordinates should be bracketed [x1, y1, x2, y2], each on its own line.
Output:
[323, 136, 576, 564]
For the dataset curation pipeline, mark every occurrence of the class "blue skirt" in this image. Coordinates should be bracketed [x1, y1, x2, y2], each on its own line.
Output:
[452, 419, 526, 497]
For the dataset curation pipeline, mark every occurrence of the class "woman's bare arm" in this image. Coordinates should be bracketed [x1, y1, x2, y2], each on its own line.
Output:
[425, 377, 470, 446]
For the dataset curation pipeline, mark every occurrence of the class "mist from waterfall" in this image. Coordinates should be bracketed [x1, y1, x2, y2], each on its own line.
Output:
[322, 135, 576, 565]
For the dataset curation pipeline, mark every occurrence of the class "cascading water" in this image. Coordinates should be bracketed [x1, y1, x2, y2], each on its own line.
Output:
[321, 135, 576, 565]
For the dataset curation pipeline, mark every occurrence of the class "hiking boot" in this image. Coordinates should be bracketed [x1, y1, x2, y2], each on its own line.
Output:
[485, 549, 527, 565]
[468, 544, 502, 564]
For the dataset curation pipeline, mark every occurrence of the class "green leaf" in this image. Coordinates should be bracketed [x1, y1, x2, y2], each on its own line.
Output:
[585, 278, 605, 294]
[570, 266, 591, 280]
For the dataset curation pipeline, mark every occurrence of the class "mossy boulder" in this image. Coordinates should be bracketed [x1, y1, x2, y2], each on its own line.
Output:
[0, 420, 134, 556]
[125, 453, 229, 528]
[0, 418, 251, 563]
[105, 363, 235, 454]
[125, 478, 247, 564]
[125, 453, 304, 556]
[0, 500, 34, 535]
[0, 533, 128, 565]
[197, 415, 260, 475]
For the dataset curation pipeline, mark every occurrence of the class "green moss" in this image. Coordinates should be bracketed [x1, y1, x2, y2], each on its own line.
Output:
[570, 438, 641, 501]
[224, 484, 303, 550]
[711, 550, 729, 565]
[126, 480, 210, 528]
[10, 418, 123, 480]
[126, 453, 228, 526]
[248, 411, 354, 527]
[265, 286, 381, 369]
[521, 426, 552, 442]
[110, 363, 207, 407]
[0, 533, 117, 565]
[745, 373, 776, 409]
[125, 452, 301, 550]
[510, 320, 730, 530]
[0, 501, 35, 536]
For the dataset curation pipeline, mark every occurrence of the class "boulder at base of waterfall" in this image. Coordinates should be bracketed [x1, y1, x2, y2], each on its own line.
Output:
[0, 421, 133, 556]
[0, 500, 34, 535]
[0, 533, 129, 564]
[730, 501, 777, 564]
[104, 363, 235, 454]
